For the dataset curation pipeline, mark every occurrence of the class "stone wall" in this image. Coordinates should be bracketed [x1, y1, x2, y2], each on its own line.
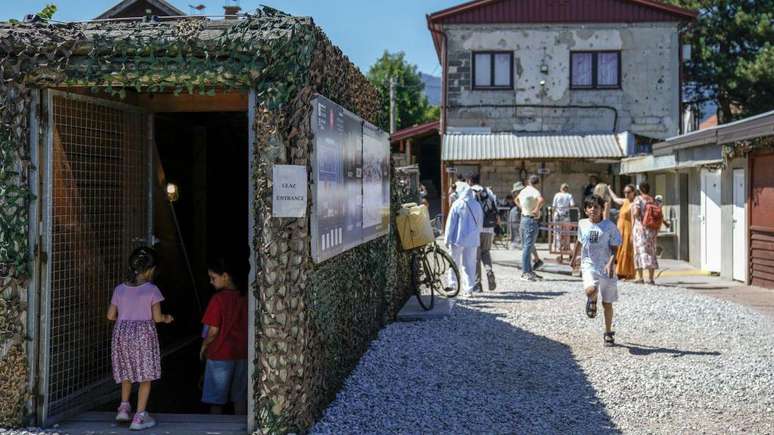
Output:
[452, 159, 615, 205]
[443, 23, 680, 139]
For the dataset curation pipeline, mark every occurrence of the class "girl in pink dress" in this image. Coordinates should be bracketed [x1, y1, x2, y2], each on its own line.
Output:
[106, 247, 174, 430]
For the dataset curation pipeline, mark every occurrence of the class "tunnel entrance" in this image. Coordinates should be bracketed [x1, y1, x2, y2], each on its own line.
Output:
[36, 90, 252, 430]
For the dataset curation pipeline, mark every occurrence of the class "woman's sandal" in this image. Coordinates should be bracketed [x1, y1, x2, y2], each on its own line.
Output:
[647, 280, 656, 285]
[604, 331, 616, 347]
[634, 279, 645, 284]
[585, 297, 598, 319]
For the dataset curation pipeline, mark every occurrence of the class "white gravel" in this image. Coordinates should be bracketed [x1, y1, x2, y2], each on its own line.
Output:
[312, 256, 774, 434]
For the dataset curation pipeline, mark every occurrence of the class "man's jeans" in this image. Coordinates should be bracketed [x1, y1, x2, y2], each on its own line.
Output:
[520, 216, 539, 274]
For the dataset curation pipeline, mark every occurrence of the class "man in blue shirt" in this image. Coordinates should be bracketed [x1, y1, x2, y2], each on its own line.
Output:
[444, 185, 484, 297]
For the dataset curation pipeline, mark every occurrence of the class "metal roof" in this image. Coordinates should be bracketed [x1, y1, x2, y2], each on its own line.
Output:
[427, 0, 697, 62]
[390, 121, 440, 144]
[653, 109, 774, 156]
[95, 0, 186, 19]
[442, 132, 625, 161]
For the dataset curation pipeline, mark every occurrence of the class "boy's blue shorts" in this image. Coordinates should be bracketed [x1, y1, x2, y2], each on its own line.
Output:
[202, 359, 248, 405]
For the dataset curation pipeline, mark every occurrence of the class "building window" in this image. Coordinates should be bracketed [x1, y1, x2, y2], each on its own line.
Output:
[570, 51, 621, 89]
[472, 51, 513, 89]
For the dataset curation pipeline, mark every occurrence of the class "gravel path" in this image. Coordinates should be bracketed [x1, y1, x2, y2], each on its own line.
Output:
[312, 252, 774, 434]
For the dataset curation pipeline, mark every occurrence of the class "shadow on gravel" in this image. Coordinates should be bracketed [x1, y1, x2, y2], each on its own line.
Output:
[311, 305, 620, 434]
[617, 342, 722, 358]
[464, 291, 568, 304]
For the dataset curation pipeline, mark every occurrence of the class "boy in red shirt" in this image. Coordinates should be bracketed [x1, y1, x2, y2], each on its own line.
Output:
[201, 258, 248, 415]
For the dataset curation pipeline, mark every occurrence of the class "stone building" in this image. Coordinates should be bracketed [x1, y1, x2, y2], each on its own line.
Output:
[0, 9, 411, 433]
[426, 0, 696, 213]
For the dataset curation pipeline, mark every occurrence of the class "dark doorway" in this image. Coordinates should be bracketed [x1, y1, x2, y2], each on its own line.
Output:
[94, 111, 250, 415]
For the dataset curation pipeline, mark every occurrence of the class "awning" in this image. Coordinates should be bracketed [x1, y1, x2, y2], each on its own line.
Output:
[441, 132, 626, 161]
[619, 153, 723, 174]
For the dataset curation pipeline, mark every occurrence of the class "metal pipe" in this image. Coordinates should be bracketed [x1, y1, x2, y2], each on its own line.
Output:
[167, 200, 203, 315]
[446, 103, 620, 133]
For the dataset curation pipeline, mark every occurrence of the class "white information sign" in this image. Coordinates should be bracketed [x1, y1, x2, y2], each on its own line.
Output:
[272, 165, 307, 218]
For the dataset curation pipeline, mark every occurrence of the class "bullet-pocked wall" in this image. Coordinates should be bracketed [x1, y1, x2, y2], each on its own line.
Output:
[0, 12, 412, 431]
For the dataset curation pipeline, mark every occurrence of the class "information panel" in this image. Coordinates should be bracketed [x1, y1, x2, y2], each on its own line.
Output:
[311, 95, 390, 263]
[362, 122, 391, 242]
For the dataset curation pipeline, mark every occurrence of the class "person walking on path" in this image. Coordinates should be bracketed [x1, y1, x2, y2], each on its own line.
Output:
[473, 182, 498, 291]
[571, 195, 622, 347]
[444, 184, 484, 297]
[107, 247, 174, 431]
[608, 184, 637, 280]
[508, 182, 524, 249]
[552, 183, 575, 259]
[631, 182, 660, 284]
[516, 175, 545, 281]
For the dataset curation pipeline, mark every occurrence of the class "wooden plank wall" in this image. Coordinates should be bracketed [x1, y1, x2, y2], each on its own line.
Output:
[750, 151, 774, 289]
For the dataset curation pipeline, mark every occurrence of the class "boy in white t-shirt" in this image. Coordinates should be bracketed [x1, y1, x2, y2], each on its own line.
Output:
[571, 194, 622, 347]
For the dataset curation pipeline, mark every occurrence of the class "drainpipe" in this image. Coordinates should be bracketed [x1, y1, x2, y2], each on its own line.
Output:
[428, 18, 449, 220]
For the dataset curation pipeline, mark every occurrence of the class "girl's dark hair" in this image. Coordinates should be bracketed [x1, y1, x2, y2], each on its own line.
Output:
[208, 256, 247, 294]
[127, 247, 157, 285]
[638, 182, 651, 194]
[584, 194, 605, 209]
[625, 184, 636, 193]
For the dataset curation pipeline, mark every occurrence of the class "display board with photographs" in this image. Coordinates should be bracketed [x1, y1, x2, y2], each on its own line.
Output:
[311, 95, 390, 263]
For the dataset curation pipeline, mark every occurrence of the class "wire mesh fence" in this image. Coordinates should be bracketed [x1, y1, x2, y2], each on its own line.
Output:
[45, 94, 148, 419]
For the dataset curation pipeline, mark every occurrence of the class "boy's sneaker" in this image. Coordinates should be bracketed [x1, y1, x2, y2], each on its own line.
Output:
[487, 271, 496, 290]
[130, 412, 156, 431]
[116, 402, 131, 423]
[532, 272, 544, 280]
[520, 273, 537, 282]
[533, 259, 545, 271]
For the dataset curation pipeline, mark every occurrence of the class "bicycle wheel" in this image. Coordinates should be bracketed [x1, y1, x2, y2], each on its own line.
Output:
[412, 252, 435, 311]
[425, 246, 461, 298]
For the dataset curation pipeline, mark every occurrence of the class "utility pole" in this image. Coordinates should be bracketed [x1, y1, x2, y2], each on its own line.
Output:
[389, 76, 397, 134]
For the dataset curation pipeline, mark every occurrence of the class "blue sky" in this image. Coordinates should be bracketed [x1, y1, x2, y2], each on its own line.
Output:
[1, 0, 462, 75]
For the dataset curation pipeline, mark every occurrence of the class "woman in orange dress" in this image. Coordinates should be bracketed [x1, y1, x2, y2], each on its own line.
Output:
[608, 184, 636, 279]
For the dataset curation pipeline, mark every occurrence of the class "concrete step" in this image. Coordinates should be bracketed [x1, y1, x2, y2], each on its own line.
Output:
[397, 295, 456, 321]
[51, 412, 247, 434]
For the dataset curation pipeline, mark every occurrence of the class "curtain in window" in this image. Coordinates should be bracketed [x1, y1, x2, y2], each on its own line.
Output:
[494, 53, 511, 87]
[598, 52, 619, 87]
[475, 53, 491, 87]
[571, 53, 593, 87]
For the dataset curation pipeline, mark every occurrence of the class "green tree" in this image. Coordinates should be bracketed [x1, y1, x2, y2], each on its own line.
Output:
[367, 51, 438, 132]
[668, 0, 774, 123]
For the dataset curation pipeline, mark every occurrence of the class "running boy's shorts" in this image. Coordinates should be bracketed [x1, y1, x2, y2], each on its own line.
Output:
[581, 269, 619, 303]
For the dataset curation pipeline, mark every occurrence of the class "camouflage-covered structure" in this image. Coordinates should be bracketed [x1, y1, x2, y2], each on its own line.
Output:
[0, 8, 412, 432]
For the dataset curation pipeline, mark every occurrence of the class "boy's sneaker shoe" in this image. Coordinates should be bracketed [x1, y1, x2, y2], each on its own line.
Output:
[116, 402, 131, 423]
[520, 273, 537, 282]
[130, 412, 156, 431]
[533, 259, 545, 271]
[532, 272, 544, 280]
[487, 271, 496, 290]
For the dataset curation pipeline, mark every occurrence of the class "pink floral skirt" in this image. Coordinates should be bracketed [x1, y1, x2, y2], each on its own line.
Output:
[112, 320, 161, 383]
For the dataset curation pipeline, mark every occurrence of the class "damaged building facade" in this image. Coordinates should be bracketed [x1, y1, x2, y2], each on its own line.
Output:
[427, 0, 696, 211]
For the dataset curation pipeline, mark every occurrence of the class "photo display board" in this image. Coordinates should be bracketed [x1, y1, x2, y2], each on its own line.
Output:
[311, 95, 390, 263]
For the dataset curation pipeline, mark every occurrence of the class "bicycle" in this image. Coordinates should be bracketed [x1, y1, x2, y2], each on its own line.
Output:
[410, 241, 460, 311]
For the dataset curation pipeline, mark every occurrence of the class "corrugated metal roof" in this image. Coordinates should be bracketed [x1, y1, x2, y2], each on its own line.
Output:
[429, 0, 696, 24]
[442, 133, 625, 161]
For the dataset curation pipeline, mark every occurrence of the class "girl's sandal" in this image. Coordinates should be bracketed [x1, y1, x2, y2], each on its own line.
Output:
[604, 331, 616, 347]
[585, 297, 598, 319]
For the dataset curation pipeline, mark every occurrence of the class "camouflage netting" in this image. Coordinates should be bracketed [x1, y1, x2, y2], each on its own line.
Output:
[0, 8, 412, 432]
